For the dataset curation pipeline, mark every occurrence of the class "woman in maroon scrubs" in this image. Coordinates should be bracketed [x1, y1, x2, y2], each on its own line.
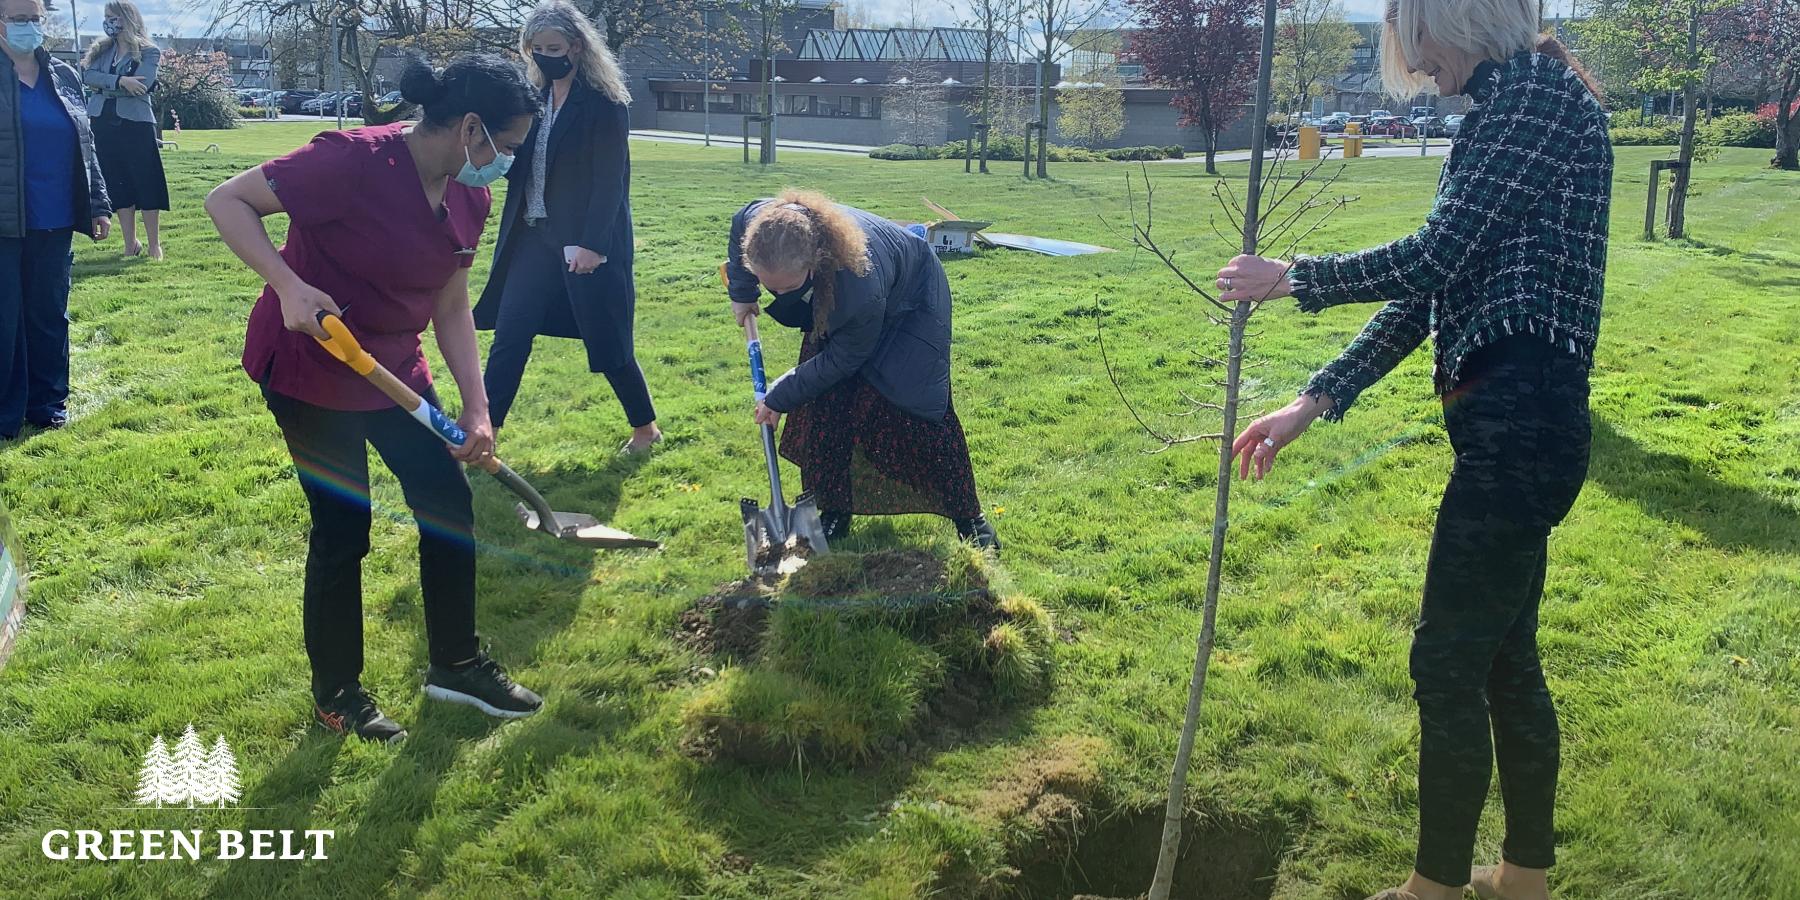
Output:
[206, 55, 542, 744]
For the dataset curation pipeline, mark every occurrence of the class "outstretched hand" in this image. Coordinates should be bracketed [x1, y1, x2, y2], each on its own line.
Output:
[1216, 254, 1295, 304]
[1230, 395, 1331, 481]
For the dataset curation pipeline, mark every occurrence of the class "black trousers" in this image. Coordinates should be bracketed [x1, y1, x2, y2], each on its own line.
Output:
[484, 224, 655, 429]
[0, 230, 74, 436]
[1412, 336, 1591, 886]
[263, 386, 480, 704]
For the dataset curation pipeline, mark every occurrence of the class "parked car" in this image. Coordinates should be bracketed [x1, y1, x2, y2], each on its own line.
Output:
[1412, 116, 1447, 137]
[276, 90, 318, 114]
[379, 90, 403, 104]
[339, 93, 363, 116]
[299, 92, 339, 114]
[1443, 114, 1466, 136]
[1366, 116, 1419, 138]
[1369, 108, 1394, 119]
[1409, 106, 1435, 119]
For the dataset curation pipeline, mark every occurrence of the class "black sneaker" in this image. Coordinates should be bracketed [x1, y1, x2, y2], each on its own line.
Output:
[27, 410, 68, 430]
[314, 685, 407, 744]
[954, 515, 1001, 554]
[820, 510, 853, 542]
[424, 652, 543, 719]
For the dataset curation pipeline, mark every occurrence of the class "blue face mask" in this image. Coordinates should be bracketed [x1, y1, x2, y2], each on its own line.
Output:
[454, 123, 512, 188]
[5, 22, 45, 54]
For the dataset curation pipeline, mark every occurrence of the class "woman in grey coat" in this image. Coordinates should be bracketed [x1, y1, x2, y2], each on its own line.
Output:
[80, 1, 166, 260]
[724, 190, 997, 551]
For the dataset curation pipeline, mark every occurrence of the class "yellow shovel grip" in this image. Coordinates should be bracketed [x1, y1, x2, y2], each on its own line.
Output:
[316, 312, 377, 376]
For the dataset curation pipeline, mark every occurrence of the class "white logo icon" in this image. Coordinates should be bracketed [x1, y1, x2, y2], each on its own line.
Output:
[134, 725, 241, 809]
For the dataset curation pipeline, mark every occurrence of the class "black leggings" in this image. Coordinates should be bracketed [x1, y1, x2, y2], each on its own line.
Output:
[1412, 336, 1590, 886]
[263, 386, 480, 704]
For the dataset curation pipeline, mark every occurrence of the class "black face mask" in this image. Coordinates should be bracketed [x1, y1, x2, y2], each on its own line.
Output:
[764, 277, 815, 332]
[533, 52, 575, 81]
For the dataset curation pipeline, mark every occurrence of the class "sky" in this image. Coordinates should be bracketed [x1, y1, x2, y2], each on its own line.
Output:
[56, 0, 208, 40]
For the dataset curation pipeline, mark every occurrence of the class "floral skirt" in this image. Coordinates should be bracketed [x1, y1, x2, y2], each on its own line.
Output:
[777, 338, 981, 519]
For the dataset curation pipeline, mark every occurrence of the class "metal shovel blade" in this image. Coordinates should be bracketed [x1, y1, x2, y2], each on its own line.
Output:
[789, 492, 828, 556]
[516, 503, 660, 549]
[742, 497, 779, 572]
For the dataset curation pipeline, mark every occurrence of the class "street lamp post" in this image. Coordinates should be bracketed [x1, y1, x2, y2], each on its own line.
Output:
[331, 16, 344, 129]
[702, 6, 711, 147]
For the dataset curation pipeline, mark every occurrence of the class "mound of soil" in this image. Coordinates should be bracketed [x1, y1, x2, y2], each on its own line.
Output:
[673, 594, 763, 666]
[678, 550, 964, 662]
[676, 548, 1046, 766]
[1008, 806, 1290, 900]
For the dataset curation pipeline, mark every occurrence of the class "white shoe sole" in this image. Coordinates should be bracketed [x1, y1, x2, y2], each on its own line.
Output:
[423, 683, 541, 719]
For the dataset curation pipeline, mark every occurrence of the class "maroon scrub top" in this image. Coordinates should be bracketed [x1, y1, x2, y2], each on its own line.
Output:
[241, 124, 491, 411]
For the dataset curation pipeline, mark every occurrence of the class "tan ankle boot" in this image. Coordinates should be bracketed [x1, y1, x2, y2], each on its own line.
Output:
[1470, 866, 1502, 899]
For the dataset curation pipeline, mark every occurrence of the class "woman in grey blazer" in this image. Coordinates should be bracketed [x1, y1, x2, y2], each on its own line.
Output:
[80, 1, 166, 260]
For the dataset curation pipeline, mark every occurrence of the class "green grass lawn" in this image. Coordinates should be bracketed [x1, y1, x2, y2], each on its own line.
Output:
[1, 122, 1797, 898]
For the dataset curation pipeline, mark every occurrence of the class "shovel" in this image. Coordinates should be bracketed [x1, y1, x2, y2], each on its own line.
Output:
[312, 311, 657, 550]
[740, 315, 828, 573]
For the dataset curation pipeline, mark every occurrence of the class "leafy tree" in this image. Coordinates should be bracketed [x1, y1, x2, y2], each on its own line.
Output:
[1129, 0, 1262, 173]
[1273, 0, 1357, 117]
[152, 51, 240, 131]
[1057, 71, 1126, 146]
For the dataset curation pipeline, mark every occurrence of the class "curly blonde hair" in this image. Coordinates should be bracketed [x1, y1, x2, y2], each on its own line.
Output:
[741, 190, 873, 335]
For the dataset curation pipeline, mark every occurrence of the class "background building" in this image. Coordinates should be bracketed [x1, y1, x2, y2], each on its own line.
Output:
[640, 16, 1256, 153]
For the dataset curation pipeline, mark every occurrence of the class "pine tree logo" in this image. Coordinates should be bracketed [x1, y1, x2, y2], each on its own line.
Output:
[134, 726, 241, 809]
[204, 735, 241, 807]
[133, 735, 176, 808]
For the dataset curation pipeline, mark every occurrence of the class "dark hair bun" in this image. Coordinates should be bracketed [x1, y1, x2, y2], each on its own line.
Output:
[399, 58, 450, 106]
[404, 52, 540, 132]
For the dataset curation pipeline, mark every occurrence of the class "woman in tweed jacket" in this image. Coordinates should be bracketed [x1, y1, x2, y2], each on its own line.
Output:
[1216, 0, 1613, 898]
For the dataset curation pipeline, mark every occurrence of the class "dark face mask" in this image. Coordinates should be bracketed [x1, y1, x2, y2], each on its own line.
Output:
[534, 52, 575, 82]
[764, 277, 815, 332]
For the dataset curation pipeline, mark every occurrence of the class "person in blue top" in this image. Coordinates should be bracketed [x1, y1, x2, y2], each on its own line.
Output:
[0, 0, 112, 441]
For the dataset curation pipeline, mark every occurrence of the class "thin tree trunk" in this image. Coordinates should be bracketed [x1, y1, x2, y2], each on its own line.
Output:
[1037, 53, 1051, 178]
[1145, 0, 1279, 895]
[1667, 6, 1700, 239]
[1704, 67, 1715, 124]
[980, 53, 993, 173]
